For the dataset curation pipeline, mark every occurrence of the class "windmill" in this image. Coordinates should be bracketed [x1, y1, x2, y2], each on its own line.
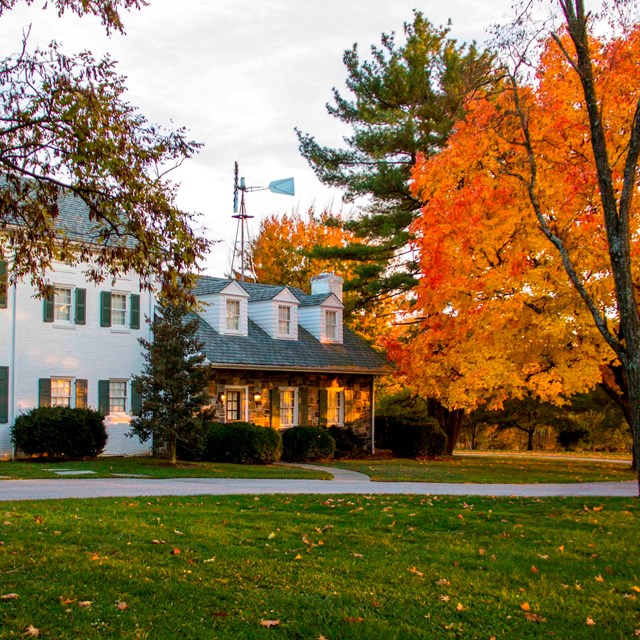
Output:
[231, 161, 295, 281]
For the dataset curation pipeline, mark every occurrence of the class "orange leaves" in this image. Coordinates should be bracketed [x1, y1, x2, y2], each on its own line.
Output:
[1, 593, 19, 600]
[22, 625, 40, 637]
[408, 566, 424, 577]
[260, 619, 280, 628]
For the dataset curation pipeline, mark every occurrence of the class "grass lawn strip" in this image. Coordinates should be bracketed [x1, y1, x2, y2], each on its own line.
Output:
[331, 456, 635, 484]
[0, 458, 331, 481]
[0, 495, 637, 639]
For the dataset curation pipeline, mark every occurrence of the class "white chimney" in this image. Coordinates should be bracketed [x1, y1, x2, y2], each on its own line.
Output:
[311, 272, 343, 302]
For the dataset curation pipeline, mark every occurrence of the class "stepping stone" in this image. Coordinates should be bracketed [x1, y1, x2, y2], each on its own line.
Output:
[110, 473, 152, 478]
[53, 470, 97, 476]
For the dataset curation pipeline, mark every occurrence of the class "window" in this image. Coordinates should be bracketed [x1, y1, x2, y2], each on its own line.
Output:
[109, 380, 127, 413]
[51, 378, 72, 407]
[278, 305, 292, 336]
[111, 293, 127, 327]
[54, 286, 72, 322]
[325, 310, 338, 340]
[327, 388, 344, 426]
[279, 388, 297, 427]
[225, 388, 245, 422]
[226, 299, 240, 331]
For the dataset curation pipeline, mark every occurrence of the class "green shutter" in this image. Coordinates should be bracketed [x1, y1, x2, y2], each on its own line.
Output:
[318, 389, 328, 426]
[100, 291, 111, 327]
[131, 380, 142, 416]
[98, 380, 110, 414]
[39, 378, 51, 407]
[43, 288, 54, 323]
[298, 387, 308, 426]
[270, 388, 280, 428]
[76, 379, 88, 409]
[0, 260, 7, 309]
[0, 367, 8, 424]
[75, 288, 86, 325]
[130, 294, 140, 329]
[345, 389, 354, 424]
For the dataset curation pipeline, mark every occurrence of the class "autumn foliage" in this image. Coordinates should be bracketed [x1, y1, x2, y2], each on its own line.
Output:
[387, 25, 640, 413]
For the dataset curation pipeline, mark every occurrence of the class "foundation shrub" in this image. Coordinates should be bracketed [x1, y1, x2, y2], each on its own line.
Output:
[202, 422, 282, 464]
[281, 426, 336, 462]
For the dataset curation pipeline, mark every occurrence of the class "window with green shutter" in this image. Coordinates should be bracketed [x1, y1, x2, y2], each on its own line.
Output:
[0, 260, 7, 309]
[130, 293, 140, 329]
[75, 289, 86, 325]
[100, 291, 111, 327]
[298, 387, 309, 426]
[0, 367, 8, 424]
[131, 380, 142, 416]
[318, 388, 328, 426]
[43, 288, 54, 323]
[39, 379, 51, 407]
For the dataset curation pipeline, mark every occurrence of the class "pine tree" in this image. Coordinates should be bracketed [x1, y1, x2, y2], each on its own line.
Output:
[130, 303, 213, 464]
[296, 10, 493, 309]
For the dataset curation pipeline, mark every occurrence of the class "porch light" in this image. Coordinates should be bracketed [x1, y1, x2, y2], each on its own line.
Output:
[254, 393, 262, 402]
[219, 393, 226, 403]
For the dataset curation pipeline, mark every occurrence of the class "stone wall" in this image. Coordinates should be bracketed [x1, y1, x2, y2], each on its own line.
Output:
[207, 369, 374, 446]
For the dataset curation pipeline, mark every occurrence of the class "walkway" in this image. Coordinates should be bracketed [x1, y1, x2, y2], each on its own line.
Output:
[0, 470, 635, 502]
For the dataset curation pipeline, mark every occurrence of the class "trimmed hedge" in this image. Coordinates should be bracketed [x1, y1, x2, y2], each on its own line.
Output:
[281, 426, 335, 462]
[328, 425, 363, 459]
[375, 416, 446, 458]
[202, 422, 282, 464]
[12, 406, 108, 459]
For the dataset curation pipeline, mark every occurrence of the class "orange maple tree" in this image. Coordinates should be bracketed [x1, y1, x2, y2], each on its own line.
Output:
[386, 15, 640, 461]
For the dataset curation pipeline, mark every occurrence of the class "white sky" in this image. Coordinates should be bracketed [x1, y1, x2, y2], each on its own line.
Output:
[0, 0, 515, 277]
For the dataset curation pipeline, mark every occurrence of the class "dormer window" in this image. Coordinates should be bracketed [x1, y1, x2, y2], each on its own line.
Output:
[278, 305, 292, 337]
[325, 310, 338, 340]
[226, 299, 241, 331]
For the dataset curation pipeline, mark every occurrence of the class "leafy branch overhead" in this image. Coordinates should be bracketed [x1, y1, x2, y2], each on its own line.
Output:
[0, 0, 211, 300]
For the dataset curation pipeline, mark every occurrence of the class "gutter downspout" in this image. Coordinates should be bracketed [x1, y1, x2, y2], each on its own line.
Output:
[10, 282, 17, 461]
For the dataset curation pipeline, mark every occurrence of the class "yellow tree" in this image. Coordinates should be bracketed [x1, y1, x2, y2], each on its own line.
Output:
[388, 7, 640, 472]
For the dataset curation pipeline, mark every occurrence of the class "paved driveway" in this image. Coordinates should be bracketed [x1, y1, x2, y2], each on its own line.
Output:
[0, 465, 636, 501]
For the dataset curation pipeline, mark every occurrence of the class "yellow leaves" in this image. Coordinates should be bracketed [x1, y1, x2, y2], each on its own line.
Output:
[632, 586, 640, 593]
[456, 603, 465, 611]
[595, 575, 604, 583]
[294, 554, 303, 561]
[586, 617, 596, 626]
[435, 578, 451, 587]
[267, 532, 276, 540]
[408, 566, 424, 577]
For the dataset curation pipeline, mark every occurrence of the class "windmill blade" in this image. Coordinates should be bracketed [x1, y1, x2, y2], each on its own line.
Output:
[233, 161, 239, 213]
[268, 177, 295, 196]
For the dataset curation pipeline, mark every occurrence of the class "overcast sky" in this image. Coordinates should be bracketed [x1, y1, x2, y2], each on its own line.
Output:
[0, 0, 516, 277]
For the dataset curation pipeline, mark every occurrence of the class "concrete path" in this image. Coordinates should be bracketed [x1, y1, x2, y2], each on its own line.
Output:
[0, 475, 636, 501]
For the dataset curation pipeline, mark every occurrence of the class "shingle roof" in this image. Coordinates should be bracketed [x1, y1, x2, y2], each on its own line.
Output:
[194, 315, 389, 375]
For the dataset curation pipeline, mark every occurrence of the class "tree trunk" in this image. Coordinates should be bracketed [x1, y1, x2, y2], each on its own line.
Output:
[527, 428, 534, 451]
[168, 434, 177, 465]
[427, 399, 465, 455]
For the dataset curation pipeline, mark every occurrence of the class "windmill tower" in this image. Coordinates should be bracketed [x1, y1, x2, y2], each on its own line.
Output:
[231, 161, 295, 281]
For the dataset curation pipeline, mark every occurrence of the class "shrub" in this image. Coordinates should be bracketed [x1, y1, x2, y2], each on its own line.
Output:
[12, 406, 108, 459]
[375, 416, 446, 458]
[202, 422, 282, 464]
[557, 423, 591, 451]
[328, 425, 363, 458]
[281, 426, 336, 462]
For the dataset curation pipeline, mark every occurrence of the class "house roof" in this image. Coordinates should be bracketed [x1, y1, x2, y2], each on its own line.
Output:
[192, 276, 389, 375]
[195, 316, 389, 375]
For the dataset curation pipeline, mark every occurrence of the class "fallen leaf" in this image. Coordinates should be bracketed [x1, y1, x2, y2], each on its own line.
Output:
[78, 601, 92, 608]
[260, 619, 280, 628]
[60, 597, 76, 605]
[436, 578, 451, 587]
[352, 553, 364, 559]
[586, 617, 596, 626]
[456, 603, 465, 611]
[439, 595, 451, 602]
[343, 616, 364, 624]
[595, 575, 604, 583]
[267, 532, 276, 540]
[203, 557, 216, 563]
[537, 554, 549, 560]
[170, 548, 180, 555]
[524, 612, 546, 623]
[408, 566, 424, 577]
[592, 505, 604, 512]
[558, 545, 565, 553]
[531, 566, 539, 574]
[151, 539, 165, 545]
[174, 529, 184, 535]
[211, 611, 228, 617]
[632, 586, 640, 593]
[294, 554, 303, 560]
[318, 636, 328, 640]
[23, 625, 39, 637]
[34, 516, 43, 525]
[116, 601, 128, 611]
[520, 603, 531, 612]
[1, 593, 19, 600]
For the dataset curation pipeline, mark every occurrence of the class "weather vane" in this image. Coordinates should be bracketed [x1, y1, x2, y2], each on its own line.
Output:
[231, 161, 295, 281]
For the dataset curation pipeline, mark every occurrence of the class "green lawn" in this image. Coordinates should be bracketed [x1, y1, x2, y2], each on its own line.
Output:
[0, 457, 331, 480]
[0, 495, 637, 638]
[330, 455, 635, 483]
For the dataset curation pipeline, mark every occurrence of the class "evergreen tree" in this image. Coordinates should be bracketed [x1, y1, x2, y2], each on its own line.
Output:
[130, 303, 213, 464]
[296, 10, 493, 309]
